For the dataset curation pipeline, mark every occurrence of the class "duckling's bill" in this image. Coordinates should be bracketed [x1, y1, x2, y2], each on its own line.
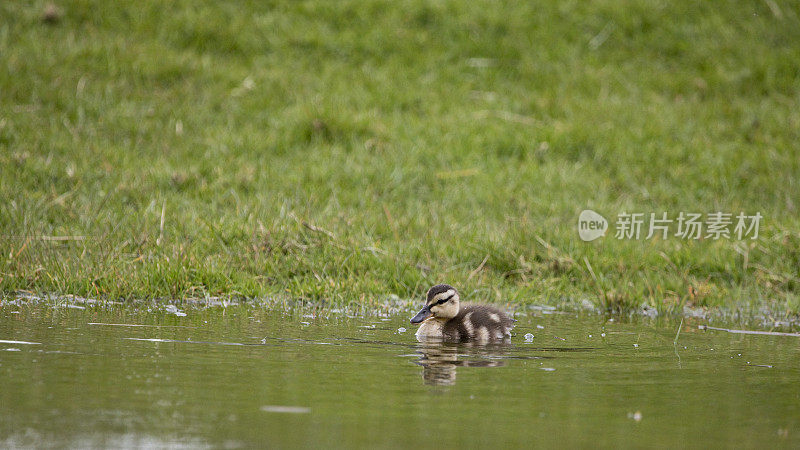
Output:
[410, 305, 432, 324]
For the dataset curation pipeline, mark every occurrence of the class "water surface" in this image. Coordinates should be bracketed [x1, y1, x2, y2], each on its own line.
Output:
[1, 300, 798, 448]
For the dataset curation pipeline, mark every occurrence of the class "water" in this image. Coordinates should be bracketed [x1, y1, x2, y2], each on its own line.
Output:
[1, 300, 798, 448]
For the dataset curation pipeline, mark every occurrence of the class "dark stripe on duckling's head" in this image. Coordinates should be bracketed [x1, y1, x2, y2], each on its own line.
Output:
[426, 284, 457, 303]
[432, 295, 452, 306]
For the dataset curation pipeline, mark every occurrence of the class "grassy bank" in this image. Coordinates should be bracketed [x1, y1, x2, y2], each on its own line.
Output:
[1, 1, 799, 314]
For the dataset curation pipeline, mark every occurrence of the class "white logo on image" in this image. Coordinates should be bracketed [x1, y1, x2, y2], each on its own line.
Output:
[578, 210, 608, 241]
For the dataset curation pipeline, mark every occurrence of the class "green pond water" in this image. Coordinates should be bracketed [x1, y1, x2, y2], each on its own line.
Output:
[1, 298, 798, 448]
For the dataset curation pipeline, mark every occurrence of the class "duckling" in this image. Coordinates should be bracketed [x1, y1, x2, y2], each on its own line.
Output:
[410, 284, 514, 342]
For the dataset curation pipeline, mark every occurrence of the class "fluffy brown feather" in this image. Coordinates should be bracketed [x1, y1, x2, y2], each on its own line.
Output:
[441, 304, 515, 342]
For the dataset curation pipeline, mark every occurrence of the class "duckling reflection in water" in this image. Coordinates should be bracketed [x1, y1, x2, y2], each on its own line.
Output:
[415, 342, 507, 386]
[411, 284, 515, 342]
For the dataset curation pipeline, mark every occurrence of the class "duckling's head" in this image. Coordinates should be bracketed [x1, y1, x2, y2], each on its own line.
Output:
[410, 284, 460, 324]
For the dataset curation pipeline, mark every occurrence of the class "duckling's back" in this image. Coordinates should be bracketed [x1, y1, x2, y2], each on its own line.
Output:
[442, 304, 514, 342]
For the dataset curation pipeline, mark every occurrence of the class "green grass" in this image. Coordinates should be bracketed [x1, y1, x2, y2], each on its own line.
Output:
[1, 0, 799, 315]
